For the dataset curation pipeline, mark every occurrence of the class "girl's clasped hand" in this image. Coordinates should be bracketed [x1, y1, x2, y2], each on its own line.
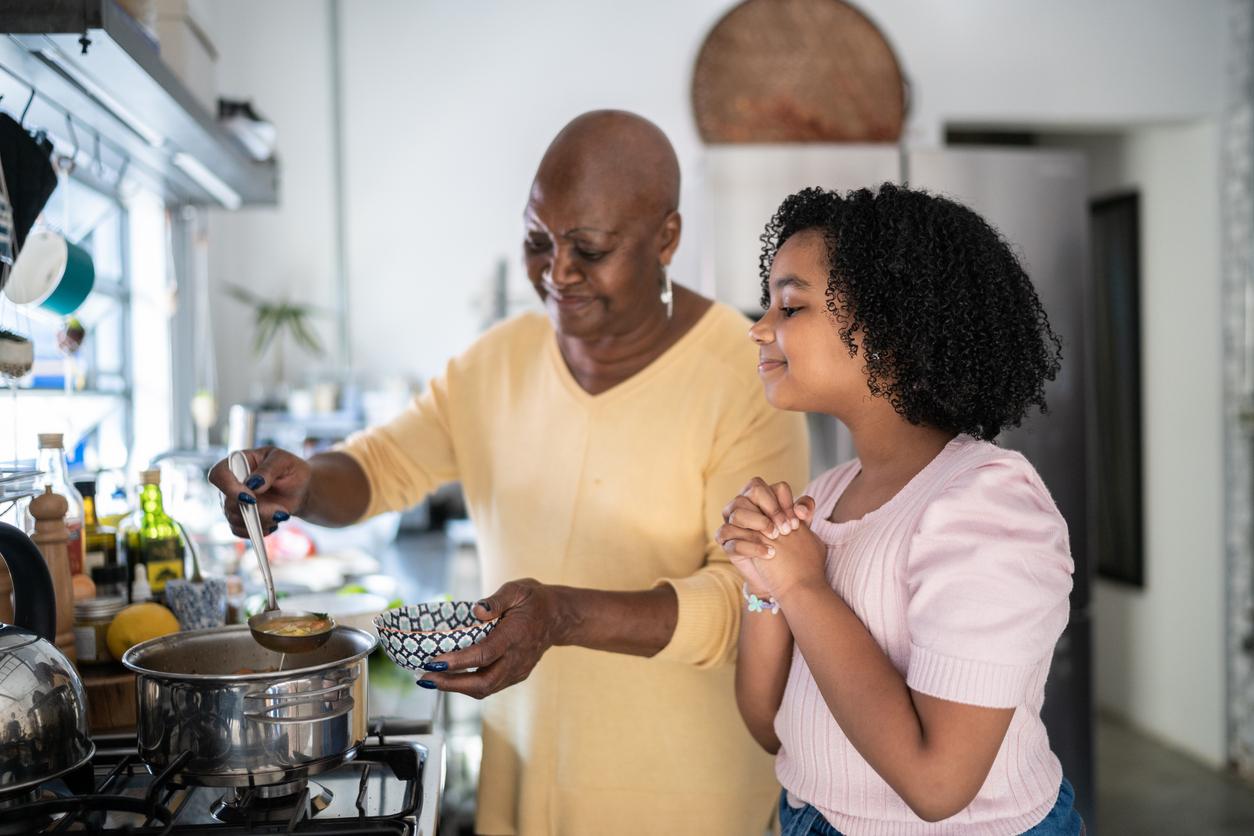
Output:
[717, 477, 825, 602]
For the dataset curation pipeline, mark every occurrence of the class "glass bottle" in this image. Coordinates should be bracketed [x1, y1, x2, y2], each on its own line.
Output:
[75, 479, 118, 575]
[132, 469, 185, 599]
[31, 433, 85, 576]
[117, 502, 142, 603]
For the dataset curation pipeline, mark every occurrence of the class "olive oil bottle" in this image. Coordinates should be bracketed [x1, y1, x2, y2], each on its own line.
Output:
[123, 469, 185, 599]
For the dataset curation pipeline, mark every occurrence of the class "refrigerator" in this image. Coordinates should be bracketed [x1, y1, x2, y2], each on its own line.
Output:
[699, 145, 1095, 827]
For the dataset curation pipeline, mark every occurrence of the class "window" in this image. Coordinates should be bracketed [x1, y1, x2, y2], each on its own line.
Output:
[0, 174, 172, 526]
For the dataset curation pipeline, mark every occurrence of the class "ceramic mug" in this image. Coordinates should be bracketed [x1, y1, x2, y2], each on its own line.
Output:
[3, 228, 95, 315]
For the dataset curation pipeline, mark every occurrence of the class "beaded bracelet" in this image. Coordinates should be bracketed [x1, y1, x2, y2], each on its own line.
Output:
[742, 582, 780, 615]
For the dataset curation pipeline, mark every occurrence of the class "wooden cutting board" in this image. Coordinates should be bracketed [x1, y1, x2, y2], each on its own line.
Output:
[692, 0, 906, 143]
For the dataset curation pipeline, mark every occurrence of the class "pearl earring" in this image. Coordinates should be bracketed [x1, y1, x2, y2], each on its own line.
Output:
[660, 268, 673, 320]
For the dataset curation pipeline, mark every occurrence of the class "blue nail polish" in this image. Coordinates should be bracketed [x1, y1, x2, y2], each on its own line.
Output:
[245, 475, 264, 490]
[273, 510, 290, 522]
[422, 661, 448, 672]
[238, 492, 256, 505]
[417, 679, 438, 690]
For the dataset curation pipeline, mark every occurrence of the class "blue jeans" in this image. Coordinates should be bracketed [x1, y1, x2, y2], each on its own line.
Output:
[778, 778, 1084, 835]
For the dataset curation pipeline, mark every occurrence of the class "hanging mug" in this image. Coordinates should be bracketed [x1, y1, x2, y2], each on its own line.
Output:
[2, 228, 94, 315]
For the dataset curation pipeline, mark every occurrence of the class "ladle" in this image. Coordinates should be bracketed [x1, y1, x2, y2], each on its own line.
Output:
[228, 450, 334, 654]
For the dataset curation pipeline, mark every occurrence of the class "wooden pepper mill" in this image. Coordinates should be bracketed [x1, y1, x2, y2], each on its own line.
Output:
[30, 486, 76, 663]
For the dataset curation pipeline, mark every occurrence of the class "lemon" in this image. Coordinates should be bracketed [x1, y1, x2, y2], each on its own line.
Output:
[107, 602, 180, 660]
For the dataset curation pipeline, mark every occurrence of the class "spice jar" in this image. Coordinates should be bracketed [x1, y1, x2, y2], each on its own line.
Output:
[73, 596, 128, 664]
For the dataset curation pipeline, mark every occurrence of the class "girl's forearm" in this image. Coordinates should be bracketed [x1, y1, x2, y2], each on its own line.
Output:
[778, 582, 969, 821]
[735, 606, 793, 752]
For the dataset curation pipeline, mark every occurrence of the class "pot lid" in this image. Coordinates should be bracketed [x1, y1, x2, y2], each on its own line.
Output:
[74, 595, 128, 619]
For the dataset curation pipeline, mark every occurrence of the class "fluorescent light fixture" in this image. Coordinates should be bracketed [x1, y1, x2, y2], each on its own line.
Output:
[37, 48, 167, 148]
[173, 152, 242, 210]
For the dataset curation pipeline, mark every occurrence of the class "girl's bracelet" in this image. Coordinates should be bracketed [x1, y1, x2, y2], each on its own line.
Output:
[742, 582, 780, 615]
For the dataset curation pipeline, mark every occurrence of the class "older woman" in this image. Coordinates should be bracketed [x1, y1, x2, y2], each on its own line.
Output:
[211, 110, 808, 835]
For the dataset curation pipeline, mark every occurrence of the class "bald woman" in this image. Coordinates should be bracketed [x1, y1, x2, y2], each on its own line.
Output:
[211, 111, 809, 835]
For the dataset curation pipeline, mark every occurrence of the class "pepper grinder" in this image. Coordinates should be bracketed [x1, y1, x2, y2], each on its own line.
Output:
[30, 486, 77, 663]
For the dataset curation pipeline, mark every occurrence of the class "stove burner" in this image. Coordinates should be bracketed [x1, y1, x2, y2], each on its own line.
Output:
[210, 779, 334, 823]
[0, 788, 50, 835]
[0, 734, 426, 834]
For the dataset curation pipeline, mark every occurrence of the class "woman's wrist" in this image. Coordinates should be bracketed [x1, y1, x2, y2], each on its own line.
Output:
[547, 584, 582, 647]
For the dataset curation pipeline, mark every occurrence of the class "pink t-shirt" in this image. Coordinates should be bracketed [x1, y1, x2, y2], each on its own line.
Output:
[775, 434, 1074, 835]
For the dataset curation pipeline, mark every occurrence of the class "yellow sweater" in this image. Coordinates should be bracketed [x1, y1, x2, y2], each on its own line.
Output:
[343, 304, 809, 835]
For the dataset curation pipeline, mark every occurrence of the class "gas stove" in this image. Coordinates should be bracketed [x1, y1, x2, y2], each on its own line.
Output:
[0, 729, 442, 835]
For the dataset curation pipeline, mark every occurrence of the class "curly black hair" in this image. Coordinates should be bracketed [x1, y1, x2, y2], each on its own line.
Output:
[759, 183, 1062, 441]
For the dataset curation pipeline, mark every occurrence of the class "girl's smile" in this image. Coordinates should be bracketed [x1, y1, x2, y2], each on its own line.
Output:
[757, 353, 786, 375]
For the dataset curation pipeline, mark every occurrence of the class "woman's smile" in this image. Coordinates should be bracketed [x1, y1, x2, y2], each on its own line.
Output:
[542, 284, 599, 310]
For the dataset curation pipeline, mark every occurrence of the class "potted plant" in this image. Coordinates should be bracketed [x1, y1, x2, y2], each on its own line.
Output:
[225, 285, 326, 405]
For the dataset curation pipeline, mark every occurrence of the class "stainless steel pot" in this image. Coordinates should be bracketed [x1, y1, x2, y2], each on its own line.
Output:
[122, 624, 377, 787]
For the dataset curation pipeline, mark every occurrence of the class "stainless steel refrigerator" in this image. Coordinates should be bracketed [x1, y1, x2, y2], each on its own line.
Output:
[700, 145, 1095, 826]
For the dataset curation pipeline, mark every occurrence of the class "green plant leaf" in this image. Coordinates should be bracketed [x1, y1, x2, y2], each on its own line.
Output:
[225, 284, 263, 306]
[254, 311, 282, 356]
[289, 313, 324, 356]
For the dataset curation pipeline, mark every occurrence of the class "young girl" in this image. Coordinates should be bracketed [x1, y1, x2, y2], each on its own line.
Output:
[717, 184, 1083, 835]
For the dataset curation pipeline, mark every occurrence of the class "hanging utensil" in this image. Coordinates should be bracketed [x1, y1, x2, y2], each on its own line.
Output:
[227, 450, 333, 653]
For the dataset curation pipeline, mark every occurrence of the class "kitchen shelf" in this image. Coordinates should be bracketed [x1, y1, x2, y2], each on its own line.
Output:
[7, 386, 128, 396]
[0, 0, 278, 207]
[0, 389, 128, 446]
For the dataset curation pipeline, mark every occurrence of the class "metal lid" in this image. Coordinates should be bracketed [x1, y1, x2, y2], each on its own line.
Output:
[37, 432, 64, 448]
[74, 595, 128, 620]
[0, 623, 39, 653]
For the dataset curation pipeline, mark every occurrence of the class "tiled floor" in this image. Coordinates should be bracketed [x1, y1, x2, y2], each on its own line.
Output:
[1097, 716, 1254, 835]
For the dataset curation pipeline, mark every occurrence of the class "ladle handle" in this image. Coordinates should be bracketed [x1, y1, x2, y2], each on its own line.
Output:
[228, 450, 277, 612]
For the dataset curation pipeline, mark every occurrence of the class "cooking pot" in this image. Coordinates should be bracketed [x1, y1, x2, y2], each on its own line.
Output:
[122, 624, 376, 787]
[0, 522, 93, 795]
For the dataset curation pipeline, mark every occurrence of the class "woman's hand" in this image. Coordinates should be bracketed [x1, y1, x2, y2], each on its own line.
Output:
[208, 446, 312, 536]
[717, 478, 816, 592]
[415, 579, 563, 699]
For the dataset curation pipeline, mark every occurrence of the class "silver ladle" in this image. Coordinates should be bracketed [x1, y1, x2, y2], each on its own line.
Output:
[228, 450, 334, 654]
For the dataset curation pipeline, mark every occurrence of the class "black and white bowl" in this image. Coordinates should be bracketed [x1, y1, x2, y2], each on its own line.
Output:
[373, 601, 495, 671]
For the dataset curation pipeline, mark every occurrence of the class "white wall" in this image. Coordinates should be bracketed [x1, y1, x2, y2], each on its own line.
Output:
[200, 0, 340, 412]
[1055, 126, 1226, 767]
[203, 0, 1227, 393]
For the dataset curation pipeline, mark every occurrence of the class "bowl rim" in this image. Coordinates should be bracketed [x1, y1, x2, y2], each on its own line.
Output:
[373, 615, 495, 637]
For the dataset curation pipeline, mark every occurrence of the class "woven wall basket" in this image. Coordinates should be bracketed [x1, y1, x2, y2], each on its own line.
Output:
[692, 0, 906, 143]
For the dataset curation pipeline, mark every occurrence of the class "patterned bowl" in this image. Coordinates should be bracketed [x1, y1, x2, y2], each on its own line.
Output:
[373, 601, 495, 671]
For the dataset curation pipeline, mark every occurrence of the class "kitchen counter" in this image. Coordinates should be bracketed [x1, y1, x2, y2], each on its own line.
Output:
[370, 646, 443, 734]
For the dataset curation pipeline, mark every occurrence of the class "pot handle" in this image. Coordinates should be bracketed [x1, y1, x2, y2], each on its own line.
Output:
[243, 680, 356, 724]
[0, 521, 56, 641]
